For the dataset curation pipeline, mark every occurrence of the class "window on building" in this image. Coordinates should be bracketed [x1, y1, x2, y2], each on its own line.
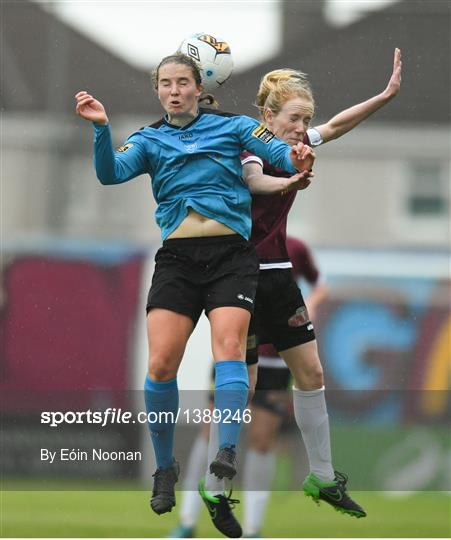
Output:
[408, 162, 449, 217]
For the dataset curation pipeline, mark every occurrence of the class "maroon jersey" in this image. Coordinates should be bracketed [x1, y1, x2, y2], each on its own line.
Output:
[242, 133, 311, 264]
[241, 127, 322, 360]
[286, 236, 320, 286]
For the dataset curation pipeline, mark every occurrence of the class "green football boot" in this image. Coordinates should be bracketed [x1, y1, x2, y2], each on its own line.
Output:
[303, 470, 367, 518]
[198, 477, 242, 538]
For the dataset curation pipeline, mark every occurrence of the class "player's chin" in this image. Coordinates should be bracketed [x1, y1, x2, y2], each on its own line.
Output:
[167, 102, 185, 113]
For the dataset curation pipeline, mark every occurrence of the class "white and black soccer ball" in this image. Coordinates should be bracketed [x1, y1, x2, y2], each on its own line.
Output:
[178, 33, 234, 92]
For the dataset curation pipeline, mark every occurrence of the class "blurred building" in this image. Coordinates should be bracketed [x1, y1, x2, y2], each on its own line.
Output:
[2, 0, 450, 249]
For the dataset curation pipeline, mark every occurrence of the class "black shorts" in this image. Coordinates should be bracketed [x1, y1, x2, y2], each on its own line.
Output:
[147, 235, 259, 325]
[247, 268, 316, 360]
[253, 365, 292, 416]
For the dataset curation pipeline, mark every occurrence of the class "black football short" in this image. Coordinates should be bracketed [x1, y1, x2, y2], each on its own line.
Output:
[246, 268, 316, 361]
[253, 365, 292, 416]
[146, 234, 259, 325]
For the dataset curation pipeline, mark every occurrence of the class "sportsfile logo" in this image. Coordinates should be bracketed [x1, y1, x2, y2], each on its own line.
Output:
[41, 407, 252, 427]
[237, 293, 254, 304]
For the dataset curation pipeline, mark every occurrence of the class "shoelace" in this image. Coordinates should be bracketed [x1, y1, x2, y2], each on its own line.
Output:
[222, 488, 240, 510]
[220, 448, 236, 464]
[334, 471, 349, 487]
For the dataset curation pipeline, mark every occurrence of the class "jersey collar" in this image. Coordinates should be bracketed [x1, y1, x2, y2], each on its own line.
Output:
[163, 109, 203, 130]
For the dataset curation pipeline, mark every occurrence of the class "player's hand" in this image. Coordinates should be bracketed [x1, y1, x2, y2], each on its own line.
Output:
[289, 142, 315, 172]
[282, 170, 314, 193]
[75, 91, 109, 124]
[383, 48, 402, 99]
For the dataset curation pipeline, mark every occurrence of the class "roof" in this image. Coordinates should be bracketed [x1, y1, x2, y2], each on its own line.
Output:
[2, 0, 154, 115]
[219, 0, 451, 123]
[2, 0, 449, 124]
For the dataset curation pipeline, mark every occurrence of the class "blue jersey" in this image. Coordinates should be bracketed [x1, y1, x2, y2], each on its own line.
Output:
[93, 108, 297, 240]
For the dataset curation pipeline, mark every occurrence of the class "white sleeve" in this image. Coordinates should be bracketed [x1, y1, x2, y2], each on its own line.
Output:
[307, 127, 323, 147]
[241, 153, 264, 167]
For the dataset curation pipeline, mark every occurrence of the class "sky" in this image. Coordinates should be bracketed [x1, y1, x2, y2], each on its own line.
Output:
[35, 0, 398, 72]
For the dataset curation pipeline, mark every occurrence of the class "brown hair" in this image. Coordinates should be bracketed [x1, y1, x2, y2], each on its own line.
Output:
[152, 53, 219, 108]
[256, 68, 314, 117]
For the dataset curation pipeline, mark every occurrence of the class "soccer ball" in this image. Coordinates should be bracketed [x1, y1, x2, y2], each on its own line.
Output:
[178, 33, 234, 92]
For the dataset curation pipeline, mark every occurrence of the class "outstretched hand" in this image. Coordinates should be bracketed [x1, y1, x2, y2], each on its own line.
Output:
[383, 48, 402, 99]
[75, 91, 109, 124]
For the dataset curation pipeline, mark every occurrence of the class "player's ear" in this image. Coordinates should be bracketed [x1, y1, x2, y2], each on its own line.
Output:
[264, 108, 274, 129]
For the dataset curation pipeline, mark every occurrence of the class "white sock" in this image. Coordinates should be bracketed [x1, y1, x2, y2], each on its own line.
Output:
[293, 386, 335, 481]
[180, 435, 208, 528]
[243, 449, 276, 536]
[205, 421, 225, 494]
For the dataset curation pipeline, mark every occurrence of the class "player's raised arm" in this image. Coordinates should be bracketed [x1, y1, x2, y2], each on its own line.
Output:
[75, 91, 109, 125]
[313, 48, 402, 143]
[75, 91, 147, 185]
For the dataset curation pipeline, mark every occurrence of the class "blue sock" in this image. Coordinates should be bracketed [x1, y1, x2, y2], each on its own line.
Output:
[214, 360, 249, 450]
[144, 375, 179, 469]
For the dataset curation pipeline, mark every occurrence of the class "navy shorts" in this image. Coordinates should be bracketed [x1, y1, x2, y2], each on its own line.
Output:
[253, 364, 292, 416]
[246, 268, 316, 362]
[147, 235, 259, 325]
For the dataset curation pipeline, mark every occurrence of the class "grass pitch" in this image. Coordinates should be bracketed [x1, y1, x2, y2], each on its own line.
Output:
[1, 480, 450, 537]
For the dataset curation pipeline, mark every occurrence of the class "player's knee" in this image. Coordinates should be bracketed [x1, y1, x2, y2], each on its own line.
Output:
[292, 356, 324, 390]
[148, 356, 177, 381]
[215, 335, 245, 360]
[302, 363, 324, 389]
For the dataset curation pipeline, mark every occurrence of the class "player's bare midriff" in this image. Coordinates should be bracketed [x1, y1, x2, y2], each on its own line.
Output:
[167, 208, 236, 239]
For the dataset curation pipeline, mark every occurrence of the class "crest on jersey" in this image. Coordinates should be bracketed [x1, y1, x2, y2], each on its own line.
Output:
[184, 143, 198, 153]
[198, 34, 231, 54]
[116, 143, 134, 153]
[252, 124, 275, 144]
